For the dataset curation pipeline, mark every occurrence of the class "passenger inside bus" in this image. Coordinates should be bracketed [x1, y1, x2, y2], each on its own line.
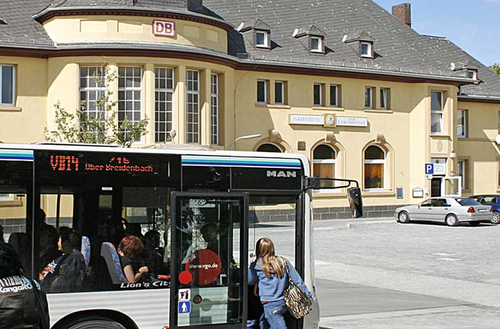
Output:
[117, 235, 149, 284]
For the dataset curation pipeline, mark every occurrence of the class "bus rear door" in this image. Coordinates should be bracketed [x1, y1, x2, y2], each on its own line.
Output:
[170, 192, 249, 329]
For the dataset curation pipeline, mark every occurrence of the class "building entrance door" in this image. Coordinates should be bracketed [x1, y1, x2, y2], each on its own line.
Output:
[431, 178, 442, 197]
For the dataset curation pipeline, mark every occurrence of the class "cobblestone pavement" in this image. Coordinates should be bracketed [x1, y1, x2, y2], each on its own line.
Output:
[314, 218, 500, 329]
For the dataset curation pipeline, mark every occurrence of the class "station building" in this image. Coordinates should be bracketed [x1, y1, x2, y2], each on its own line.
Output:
[1, 0, 500, 218]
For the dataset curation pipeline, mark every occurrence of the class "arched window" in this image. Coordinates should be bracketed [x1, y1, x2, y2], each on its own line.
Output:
[257, 143, 283, 153]
[313, 145, 336, 189]
[364, 145, 385, 189]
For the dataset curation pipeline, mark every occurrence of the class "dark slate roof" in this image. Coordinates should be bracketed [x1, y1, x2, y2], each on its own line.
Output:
[0, 0, 55, 48]
[0, 0, 499, 98]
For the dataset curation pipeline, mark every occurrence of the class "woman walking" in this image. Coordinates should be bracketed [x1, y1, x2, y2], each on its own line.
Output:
[248, 238, 312, 329]
[0, 241, 50, 329]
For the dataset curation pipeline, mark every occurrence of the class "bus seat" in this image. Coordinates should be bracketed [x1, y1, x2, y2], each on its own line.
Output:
[81, 236, 91, 268]
[100, 242, 127, 285]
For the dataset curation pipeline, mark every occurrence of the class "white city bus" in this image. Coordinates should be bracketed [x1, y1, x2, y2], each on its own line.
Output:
[0, 143, 361, 329]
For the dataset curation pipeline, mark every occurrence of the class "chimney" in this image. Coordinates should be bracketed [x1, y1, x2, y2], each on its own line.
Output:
[392, 3, 411, 27]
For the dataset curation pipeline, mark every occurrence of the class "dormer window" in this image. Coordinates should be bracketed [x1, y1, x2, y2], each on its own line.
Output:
[467, 69, 478, 80]
[360, 42, 373, 58]
[310, 36, 324, 53]
[255, 30, 270, 48]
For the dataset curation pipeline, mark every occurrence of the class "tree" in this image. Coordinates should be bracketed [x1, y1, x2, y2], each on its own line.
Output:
[45, 62, 149, 147]
[489, 64, 500, 75]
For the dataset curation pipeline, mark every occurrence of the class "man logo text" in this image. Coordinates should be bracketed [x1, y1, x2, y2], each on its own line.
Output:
[267, 170, 297, 178]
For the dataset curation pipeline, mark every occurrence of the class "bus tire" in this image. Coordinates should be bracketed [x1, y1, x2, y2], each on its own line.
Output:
[66, 318, 127, 329]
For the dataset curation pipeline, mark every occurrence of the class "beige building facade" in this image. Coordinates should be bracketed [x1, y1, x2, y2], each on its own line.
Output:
[1, 0, 500, 217]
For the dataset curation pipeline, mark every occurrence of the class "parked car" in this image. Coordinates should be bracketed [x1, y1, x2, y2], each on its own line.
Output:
[469, 195, 500, 224]
[395, 197, 493, 226]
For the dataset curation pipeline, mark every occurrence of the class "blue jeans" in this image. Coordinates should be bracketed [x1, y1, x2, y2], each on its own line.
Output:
[260, 300, 288, 329]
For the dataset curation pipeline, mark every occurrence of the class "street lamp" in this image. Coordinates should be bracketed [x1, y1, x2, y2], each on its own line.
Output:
[230, 134, 262, 151]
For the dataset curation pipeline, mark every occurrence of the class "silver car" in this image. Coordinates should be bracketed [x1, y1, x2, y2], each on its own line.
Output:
[395, 197, 493, 226]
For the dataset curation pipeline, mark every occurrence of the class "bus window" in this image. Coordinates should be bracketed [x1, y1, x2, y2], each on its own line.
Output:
[0, 160, 33, 276]
[37, 185, 171, 294]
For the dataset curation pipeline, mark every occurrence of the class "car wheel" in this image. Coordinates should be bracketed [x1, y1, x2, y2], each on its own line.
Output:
[445, 214, 459, 227]
[469, 221, 480, 227]
[491, 212, 500, 225]
[398, 211, 410, 223]
[65, 318, 127, 329]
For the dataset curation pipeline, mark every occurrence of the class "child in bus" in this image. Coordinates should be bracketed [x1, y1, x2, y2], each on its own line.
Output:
[118, 235, 149, 283]
[248, 238, 312, 329]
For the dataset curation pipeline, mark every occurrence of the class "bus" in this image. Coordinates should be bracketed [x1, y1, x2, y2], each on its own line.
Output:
[0, 143, 361, 329]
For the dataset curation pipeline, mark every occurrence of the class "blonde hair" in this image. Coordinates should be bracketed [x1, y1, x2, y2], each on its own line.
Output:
[256, 238, 285, 278]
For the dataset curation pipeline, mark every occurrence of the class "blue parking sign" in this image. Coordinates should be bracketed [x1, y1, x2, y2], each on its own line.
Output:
[179, 301, 191, 314]
[425, 163, 434, 175]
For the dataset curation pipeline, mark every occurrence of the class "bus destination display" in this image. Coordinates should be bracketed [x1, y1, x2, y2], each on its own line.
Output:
[36, 150, 181, 187]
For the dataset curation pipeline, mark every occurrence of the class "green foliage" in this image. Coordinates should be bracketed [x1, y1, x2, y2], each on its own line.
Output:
[489, 64, 500, 75]
[45, 62, 149, 147]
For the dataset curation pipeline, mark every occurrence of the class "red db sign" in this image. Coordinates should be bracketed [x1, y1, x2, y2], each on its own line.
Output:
[153, 20, 176, 37]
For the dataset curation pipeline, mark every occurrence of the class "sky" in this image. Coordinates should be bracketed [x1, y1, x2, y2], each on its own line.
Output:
[373, 0, 499, 66]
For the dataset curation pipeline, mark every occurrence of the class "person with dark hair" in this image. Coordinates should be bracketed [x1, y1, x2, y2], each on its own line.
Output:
[140, 230, 167, 275]
[38, 224, 61, 272]
[0, 241, 50, 329]
[118, 235, 148, 283]
[40, 228, 86, 292]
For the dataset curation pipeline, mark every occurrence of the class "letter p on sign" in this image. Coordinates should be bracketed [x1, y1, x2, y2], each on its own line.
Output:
[153, 20, 176, 37]
[425, 163, 434, 175]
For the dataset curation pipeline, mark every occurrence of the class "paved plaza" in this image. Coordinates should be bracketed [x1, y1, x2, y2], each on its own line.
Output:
[314, 218, 500, 329]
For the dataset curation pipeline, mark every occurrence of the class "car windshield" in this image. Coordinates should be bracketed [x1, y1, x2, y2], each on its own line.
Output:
[455, 198, 480, 206]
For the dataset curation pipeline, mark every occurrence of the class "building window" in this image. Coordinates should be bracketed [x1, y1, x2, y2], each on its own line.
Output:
[255, 30, 270, 48]
[360, 42, 373, 58]
[155, 67, 174, 143]
[211, 73, 219, 145]
[365, 87, 375, 108]
[467, 69, 478, 80]
[118, 66, 142, 140]
[330, 85, 340, 107]
[364, 145, 385, 189]
[80, 66, 106, 120]
[431, 91, 444, 134]
[457, 109, 468, 138]
[313, 145, 336, 190]
[0, 65, 15, 106]
[257, 143, 283, 153]
[497, 112, 500, 135]
[257, 80, 268, 104]
[310, 36, 324, 53]
[380, 88, 390, 109]
[275, 81, 287, 105]
[314, 83, 324, 106]
[458, 160, 468, 190]
[186, 70, 200, 144]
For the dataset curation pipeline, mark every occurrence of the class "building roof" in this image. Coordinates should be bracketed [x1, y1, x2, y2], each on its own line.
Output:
[0, 0, 499, 98]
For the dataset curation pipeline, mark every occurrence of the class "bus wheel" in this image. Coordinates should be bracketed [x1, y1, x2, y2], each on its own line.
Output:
[66, 318, 126, 329]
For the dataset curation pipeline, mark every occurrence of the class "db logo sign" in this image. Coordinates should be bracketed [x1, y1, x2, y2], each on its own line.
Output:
[153, 20, 176, 37]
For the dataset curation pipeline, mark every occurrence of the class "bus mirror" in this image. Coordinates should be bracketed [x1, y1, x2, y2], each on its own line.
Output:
[347, 187, 363, 218]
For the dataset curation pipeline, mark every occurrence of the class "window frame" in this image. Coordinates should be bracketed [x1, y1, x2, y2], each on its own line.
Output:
[310, 36, 324, 54]
[467, 69, 478, 80]
[257, 80, 268, 104]
[330, 84, 340, 108]
[186, 69, 200, 144]
[0, 64, 16, 106]
[155, 67, 175, 143]
[79, 66, 107, 121]
[458, 159, 468, 190]
[274, 80, 286, 105]
[118, 66, 143, 141]
[211, 73, 219, 145]
[365, 87, 375, 109]
[314, 83, 324, 107]
[431, 91, 444, 134]
[380, 87, 390, 110]
[312, 145, 337, 193]
[255, 30, 270, 48]
[457, 109, 468, 139]
[360, 42, 373, 58]
[364, 145, 386, 191]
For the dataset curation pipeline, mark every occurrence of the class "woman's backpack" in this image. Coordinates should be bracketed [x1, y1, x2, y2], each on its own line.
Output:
[282, 259, 312, 319]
